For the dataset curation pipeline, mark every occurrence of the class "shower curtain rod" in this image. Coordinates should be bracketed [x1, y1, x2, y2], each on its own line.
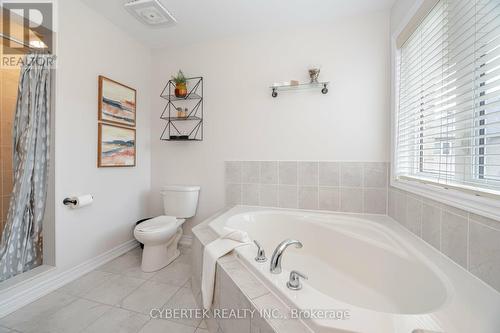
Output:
[0, 32, 50, 53]
[0, 32, 32, 49]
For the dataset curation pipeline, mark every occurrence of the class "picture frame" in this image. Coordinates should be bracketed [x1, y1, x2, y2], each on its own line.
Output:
[98, 123, 136, 167]
[98, 75, 136, 127]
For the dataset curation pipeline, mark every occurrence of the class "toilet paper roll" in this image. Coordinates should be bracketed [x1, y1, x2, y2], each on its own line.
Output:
[70, 194, 93, 208]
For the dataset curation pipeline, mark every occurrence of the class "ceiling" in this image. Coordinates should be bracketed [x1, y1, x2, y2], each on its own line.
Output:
[81, 0, 395, 49]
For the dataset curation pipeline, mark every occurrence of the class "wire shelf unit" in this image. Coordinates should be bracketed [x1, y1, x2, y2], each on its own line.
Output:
[160, 77, 203, 141]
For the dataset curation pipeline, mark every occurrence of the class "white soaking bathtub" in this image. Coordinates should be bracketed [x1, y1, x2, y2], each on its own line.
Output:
[209, 206, 500, 333]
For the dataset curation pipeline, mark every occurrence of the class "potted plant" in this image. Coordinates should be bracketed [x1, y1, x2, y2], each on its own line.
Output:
[171, 70, 188, 98]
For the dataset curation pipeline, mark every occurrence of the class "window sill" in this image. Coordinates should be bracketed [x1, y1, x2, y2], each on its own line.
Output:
[390, 177, 500, 221]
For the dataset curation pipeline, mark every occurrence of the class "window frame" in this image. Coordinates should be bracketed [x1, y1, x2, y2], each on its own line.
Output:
[390, 0, 500, 221]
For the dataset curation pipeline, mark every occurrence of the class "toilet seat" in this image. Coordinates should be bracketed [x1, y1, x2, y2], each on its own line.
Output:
[134, 216, 186, 243]
[135, 215, 180, 234]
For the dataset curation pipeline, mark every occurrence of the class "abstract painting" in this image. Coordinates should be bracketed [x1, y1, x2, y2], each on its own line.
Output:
[98, 123, 136, 167]
[98, 76, 136, 126]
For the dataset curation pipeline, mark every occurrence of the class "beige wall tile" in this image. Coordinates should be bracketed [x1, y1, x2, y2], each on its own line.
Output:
[217, 267, 251, 333]
[363, 162, 388, 188]
[278, 162, 297, 185]
[340, 162, 363, 187]
[225, 161, 242, 184]
[469, 213, 500, 231]
[340, 188, 363, 213]
[259, 161, 278, 184]
[394, 189, 407, 225]
[1, 147, 13, 171]
[242, 184, 259, 205]
[2, 170, 13, 195]
[225, 184, 241, 205]
[441, 211, 468, 269]
[298, 186, 318, 210]
[318, 162, 340, 187]
[297, 162, 318, 186]
[406, 195, 422, 237]
[363, 188, 387, 214]
[422, 203, 441, 250]
[0, 122, 12, 145]
[388, 188, 397, 219]
[242, 161, 259, 184]
[278, 185, 297, 209]
[319, 187, 340, 211]
[469, 221, 500, 293]
[259, 185, 278, 207]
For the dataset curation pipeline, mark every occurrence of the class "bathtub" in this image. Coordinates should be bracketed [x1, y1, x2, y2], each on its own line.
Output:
[209, 206, 500, 333]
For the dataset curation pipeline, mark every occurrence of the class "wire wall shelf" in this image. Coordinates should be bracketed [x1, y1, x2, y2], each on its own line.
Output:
[160, 77, 203, 141]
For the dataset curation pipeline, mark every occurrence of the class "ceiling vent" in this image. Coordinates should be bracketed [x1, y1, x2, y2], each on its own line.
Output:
[124, 0, 176, 27]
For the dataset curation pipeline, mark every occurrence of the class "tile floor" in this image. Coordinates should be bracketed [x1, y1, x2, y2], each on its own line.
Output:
[0, 246, 208, 333]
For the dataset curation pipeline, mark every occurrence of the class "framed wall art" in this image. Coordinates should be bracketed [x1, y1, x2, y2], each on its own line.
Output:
[98, 123, 136, 167]
[98, 75, 136, 127]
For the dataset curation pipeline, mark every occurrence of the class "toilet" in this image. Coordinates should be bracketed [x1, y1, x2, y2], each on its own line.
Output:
[134, 185, 200, 272]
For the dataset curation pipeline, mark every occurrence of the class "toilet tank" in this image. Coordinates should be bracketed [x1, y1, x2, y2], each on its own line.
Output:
[161, 185, 200, 218]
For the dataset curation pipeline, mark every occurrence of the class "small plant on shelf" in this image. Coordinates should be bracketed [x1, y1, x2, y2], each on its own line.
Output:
[171, 70, 187, 98]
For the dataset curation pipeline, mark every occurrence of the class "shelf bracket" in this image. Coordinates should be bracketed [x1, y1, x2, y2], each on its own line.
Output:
[321, 83, 328, 94]
[272, 87, 278, 98]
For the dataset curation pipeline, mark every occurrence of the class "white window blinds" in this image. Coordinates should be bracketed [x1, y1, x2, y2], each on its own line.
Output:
[395, 0, 500, 196]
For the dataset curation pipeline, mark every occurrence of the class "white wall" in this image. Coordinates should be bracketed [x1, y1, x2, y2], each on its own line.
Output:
[390, 0, 420, 34]
[54, 0, 151, 269]
[150, 11, 391, 234]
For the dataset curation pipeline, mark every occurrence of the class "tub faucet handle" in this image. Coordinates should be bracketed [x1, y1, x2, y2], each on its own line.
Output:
[253, 240, 267, 263]
[287, 270, 308, 290]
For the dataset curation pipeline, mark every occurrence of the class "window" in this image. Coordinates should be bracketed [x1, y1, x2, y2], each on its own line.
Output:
[395, 0, 500, 196]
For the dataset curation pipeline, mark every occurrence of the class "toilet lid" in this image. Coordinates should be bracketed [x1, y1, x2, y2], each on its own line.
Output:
[135, 216, 178, 233]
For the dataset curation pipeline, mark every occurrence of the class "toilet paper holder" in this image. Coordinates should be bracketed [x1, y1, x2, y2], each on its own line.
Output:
[63, 198, 77, 206]
[63, 194, 94, 208]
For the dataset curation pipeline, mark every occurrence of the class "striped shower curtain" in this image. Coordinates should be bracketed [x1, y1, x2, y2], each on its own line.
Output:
[0, 54, 53, 282]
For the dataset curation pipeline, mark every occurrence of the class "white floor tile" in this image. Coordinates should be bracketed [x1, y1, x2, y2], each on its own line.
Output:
[97, 249, 156, 280]
[0, 291, 77, 330]
[82, 307, 149, 333]
[195, 328, 209, 333]
[58, 270, 115, 296]
[120, 280, 181, 314]
[175, 252, 193, 265]
[16, 298, 111, 333]
[139, 319, 196, 333]
[163, 286, 202, 328]
[179, 245, 192, 256]
[84, 274, 145, 306]
[1, 247, 200, 333]
[150, 260, 191, 287]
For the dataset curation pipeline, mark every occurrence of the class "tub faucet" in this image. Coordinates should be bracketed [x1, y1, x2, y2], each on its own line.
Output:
[270, 239, 303, 274]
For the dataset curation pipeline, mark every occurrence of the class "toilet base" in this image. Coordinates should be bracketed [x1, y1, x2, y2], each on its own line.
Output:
[140, 227, 183, 272]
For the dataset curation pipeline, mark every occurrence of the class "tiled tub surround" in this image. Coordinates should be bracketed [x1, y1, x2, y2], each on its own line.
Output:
[225, 161, 388, 214]
[192, 206, 500, 333]
[388, 187, 500, 293]
[226, 160, 500, 296]
[191, 217, 310, 333]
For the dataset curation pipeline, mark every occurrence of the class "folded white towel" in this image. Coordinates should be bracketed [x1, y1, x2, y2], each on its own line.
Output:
[201, 228, 252, 309]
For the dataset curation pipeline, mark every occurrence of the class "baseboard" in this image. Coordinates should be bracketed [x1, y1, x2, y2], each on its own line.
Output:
[0, 239, 138, 318]
[179, 234, 192, 247]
